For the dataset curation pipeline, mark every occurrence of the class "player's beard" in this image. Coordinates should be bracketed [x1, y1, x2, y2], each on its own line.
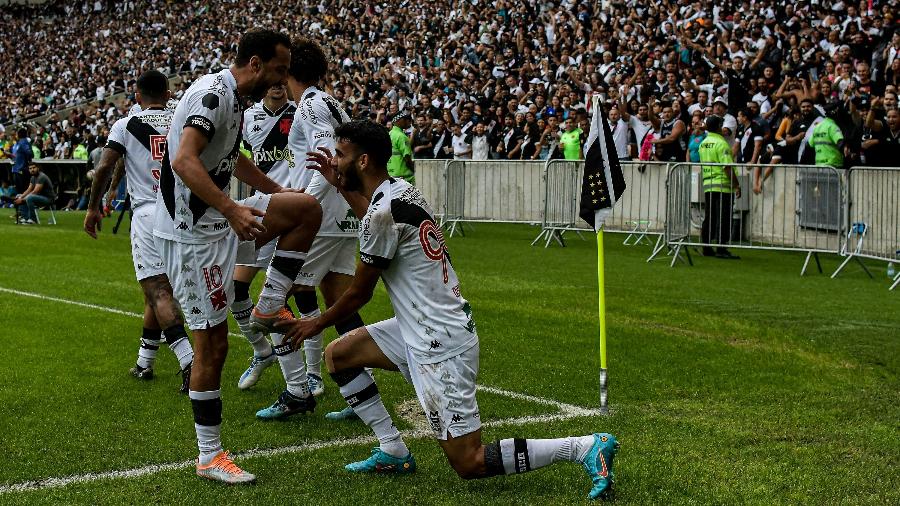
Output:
[249, 80, 270, 102]
[341, 162, 364, 193]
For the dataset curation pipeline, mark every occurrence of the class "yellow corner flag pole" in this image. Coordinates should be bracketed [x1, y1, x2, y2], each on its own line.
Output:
[597, 228, 609, 415]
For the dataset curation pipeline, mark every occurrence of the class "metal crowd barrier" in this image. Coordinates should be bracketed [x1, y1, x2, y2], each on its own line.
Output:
[532, 160, 671, 253]
[442, 159, 545, 237]
[413, 159, 449, 222]
[665, 163, 845, 273]
[834, 166, 900, 290]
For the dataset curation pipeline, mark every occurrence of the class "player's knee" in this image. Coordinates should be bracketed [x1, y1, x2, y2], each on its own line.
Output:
[297, 194, 322, 229]
[324, 340, 342, 373]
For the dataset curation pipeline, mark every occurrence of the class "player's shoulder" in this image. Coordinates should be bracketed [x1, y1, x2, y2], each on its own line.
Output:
[185, 70, 234, 107]
[386, 179, 433, 227]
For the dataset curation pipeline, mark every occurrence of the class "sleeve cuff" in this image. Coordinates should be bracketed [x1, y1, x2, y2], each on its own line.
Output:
[105, 140, 126, 154]
[185, 115, 216, 140]
[360, 253, 391, 269]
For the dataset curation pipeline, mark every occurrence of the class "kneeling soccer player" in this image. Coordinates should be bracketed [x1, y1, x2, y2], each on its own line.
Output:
[277, 120, 619, 500]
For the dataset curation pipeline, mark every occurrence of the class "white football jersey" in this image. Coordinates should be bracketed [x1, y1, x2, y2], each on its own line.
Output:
[154, 69, 243, 244]
[359, 178, 477, 363]
[106, 107, 172, 208]
[295, 86, 358, 237]
[128, 99, 180, 117]
[242, 101, 296, 188]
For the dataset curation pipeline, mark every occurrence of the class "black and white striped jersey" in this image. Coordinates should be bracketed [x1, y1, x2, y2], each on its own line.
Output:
[154, 69, 243, 244]
[359, 177, 477, 363]
[106, 107, 172, 209]
[242, 100, 296, 189]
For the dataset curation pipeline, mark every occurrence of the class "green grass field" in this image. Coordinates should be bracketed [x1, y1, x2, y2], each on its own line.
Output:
[0, 208, 897, 505]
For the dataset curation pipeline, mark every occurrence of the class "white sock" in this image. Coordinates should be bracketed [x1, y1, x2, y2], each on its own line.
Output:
[231, 298, 273, 356]
[257, 251, 306, 314]
[339, 371, 407, 457]
[168, 337, 194, 369]
[189, 389, 223, 463]
[271, 332, 310, 397]
[301, 309, 323, 377]
[136, 330, 161, 369]
[498, 436, 596, 473]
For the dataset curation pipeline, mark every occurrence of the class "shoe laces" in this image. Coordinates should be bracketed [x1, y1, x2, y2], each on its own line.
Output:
[212, 451, 243, 475]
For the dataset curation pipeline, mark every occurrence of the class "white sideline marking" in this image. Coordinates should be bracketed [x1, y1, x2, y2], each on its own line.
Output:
[0, 286, 246, 340]
[0, 286, 602, 495]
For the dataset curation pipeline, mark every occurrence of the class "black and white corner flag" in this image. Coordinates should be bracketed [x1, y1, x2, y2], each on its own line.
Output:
[579, 96, 626, 232]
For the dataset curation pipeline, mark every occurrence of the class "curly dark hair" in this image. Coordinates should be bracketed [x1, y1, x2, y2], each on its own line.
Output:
[289, 37, 328, 85]
[334, 120, 391, 169]
[235, 29, 291, 67]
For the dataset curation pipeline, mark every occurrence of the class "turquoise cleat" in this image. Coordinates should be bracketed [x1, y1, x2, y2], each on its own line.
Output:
[325, 405, 360, 421]
[581, 433, 619, 500]
[345, 447, 416, 474]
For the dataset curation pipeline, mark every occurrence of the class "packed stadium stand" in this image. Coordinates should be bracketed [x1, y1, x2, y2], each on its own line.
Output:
[0, 0, 898, 169]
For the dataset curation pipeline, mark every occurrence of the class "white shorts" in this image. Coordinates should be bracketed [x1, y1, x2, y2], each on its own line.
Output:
[131, 205, 167, 281]
[293, 236, 357, 287]
[158, 194, 269, 330]
[236, 238, 277, 269]
[367, 317, 481, 440]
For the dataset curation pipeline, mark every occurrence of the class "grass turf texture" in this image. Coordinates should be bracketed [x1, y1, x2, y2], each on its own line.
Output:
[0, 208, 897, 505]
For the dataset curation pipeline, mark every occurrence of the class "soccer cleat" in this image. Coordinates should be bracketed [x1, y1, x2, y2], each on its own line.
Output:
[195, 450, 256, 485]
[130, 364, 154, 380]
[581, 433, 619, 500]
[249, 306, 295, 335]
[345, 447, 416, 474]
[178, 362, 192, 394]
[325, 405, 360, 421]
[255, 390, 317, 420]
[308, 373, 325, 397]
[237, 352, 276, 390]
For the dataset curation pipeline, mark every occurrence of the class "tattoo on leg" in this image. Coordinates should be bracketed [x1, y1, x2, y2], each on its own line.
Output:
[142, 275, 184, 329]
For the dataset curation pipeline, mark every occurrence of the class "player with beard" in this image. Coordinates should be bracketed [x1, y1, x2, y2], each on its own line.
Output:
[154, 29, 321, 484]
[83, 70, 194, 392]
[277, 120, 619, 500]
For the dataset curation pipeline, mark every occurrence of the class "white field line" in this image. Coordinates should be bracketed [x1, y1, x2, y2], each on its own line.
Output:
[0, 286, 602, 495]
[0, 286, 246, 340]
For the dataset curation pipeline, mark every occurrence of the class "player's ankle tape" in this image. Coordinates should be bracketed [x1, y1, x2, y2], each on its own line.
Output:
[142, 327, 162, 340]
[273, 343, 294, 356]
[163, 325, 189, 345]
[329, 367, 366, 387]
[191, 397, 222, 426]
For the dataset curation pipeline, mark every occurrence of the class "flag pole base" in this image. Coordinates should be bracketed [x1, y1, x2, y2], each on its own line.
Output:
[599, 368, 609, 415]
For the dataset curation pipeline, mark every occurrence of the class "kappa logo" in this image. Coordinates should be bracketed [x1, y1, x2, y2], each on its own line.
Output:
[187, 293, 200, 302]
[264, 282, 274, 289]
[184, 279, 197, 287]
[451, 414, 463, 423]
[429, 340, 442, 350]
[181, 264, 192, 273]
[177, 222, 189, 230]
[136, 264, 144, 270]
[190, 307, 202, 315]
[252, 124, 262, 132]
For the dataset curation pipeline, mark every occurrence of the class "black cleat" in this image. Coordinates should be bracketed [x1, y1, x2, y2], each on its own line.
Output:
[178, 362, 192, 394]
[256, 390, 317, 420]
[130, 364, 154, 380]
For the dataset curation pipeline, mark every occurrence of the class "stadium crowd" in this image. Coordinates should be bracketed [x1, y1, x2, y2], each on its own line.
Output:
[1, 0, 898, 176]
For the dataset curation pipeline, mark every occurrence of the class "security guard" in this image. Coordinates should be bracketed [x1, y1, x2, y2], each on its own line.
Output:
[698, 115, 741, 259]
[388, 110, 415, 184]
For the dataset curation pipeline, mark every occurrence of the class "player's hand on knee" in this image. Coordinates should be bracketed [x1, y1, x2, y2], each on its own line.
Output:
[225, 204, 266, 241]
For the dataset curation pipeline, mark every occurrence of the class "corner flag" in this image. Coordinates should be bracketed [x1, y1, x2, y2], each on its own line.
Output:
[579, 97, 626, 231]
[579, 96, 625, 414]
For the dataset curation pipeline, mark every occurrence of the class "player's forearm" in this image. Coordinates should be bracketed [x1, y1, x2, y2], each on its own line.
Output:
[172, 154, 236, 215]
[107, 159, 125, 197]
[88, 148, 121, 210]
[234, 154, 280, 193]
[317, 285, 373, 330]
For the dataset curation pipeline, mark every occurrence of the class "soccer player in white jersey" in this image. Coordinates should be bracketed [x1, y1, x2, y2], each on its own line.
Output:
[154, 30, 322, 485]
[83, 70, 194, 393]
[229, 84, 317, 419]
[279, 120, 620, 500]
[251, 37, 366, 420]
